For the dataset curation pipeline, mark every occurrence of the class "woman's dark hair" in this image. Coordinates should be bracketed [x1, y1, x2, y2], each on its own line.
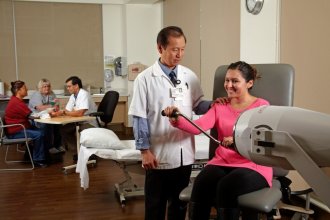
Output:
[227, 61, 260, 90]
[10, 80, 25, 95]
[66, 76, 82, 88]
[157, 26, 186, 49]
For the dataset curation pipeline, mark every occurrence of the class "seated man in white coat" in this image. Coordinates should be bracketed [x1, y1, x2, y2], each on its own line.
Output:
[50, 76, 97, 161]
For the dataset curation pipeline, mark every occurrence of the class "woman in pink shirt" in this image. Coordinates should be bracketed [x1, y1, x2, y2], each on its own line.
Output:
[164, 61, 272, 220]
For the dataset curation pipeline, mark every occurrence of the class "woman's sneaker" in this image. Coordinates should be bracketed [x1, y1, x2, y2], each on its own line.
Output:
[57, 146, 66, 153]
[49, 147, 60, 154]
[33, 160, 48, 168]
[49, 146, 66, 154]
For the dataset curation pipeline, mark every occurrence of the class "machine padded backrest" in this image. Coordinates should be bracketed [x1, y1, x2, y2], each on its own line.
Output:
[209, 63, 295, 159]
[213, 63, 294, 106]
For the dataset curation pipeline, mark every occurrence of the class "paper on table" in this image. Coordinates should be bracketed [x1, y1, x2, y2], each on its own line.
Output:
[31, 110, 50, 119]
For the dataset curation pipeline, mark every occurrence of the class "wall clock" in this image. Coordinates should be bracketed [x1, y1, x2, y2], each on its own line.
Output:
[246, 0, 264, 15]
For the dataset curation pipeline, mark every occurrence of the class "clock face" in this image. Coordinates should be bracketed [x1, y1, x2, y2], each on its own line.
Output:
[246, 0, 256, 11]
[246, 0, 264, 15]
[104, 69, 113, 82]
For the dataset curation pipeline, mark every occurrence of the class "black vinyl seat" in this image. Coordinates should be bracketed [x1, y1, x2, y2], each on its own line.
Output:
[90, 90, 119, 128]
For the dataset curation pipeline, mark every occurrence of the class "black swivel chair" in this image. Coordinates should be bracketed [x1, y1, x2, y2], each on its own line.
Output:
[90, 91, 119, 128]
[84, 90, 119, 164]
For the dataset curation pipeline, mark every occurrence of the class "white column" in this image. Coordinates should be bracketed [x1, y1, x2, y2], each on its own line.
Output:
[240, 0, 281, 63]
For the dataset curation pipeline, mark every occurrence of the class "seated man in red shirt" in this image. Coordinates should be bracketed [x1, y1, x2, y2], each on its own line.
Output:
[4, 80, 48, 167]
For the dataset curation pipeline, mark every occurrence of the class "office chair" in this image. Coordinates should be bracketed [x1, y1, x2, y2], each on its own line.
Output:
[0, 113, 34, 171]
[180, 64, 313, 219]
[90, 90, 119, 128]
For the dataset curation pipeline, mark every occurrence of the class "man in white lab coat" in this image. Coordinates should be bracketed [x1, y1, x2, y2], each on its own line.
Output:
[129, 26, 211, 220]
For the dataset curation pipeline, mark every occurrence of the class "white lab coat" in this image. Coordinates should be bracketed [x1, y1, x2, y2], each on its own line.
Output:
[66, 88, 97, 126]
[129, 61, 204, 169]
[66, 88, 97, 115]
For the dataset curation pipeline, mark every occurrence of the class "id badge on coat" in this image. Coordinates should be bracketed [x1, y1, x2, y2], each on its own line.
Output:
[170, 86, 187, 101]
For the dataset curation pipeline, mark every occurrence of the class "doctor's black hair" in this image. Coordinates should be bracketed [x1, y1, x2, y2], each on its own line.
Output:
[66, 76, 82, 88]
[157, 26, 187, 49]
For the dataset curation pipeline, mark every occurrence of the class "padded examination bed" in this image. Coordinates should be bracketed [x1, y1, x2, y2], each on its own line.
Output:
[76, 134, 210, 206]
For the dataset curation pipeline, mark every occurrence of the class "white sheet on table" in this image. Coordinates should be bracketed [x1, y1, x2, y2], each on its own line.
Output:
[76, 136, 210, 190]
[76, 140, 141, 190]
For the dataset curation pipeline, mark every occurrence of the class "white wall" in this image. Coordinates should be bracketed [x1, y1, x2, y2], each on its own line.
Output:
[240, 0, 280, 63]
[125, 4, 162, 66]
[125, 3, 162, 126]
[102, 3, 162, 126]
[102, 4, 127, 90]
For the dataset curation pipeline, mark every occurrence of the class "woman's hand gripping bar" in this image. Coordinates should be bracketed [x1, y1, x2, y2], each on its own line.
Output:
[161, 110, 223, 145]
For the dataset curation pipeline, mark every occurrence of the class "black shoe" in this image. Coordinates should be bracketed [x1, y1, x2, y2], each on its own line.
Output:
[89, 154, 98, 161]
[73, 154, 78, 163]
[24, 150, 31, 161]
[33, 161, 48, 168]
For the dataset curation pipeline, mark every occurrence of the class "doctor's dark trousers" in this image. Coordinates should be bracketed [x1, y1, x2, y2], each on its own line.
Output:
[144, 164, 192, 220]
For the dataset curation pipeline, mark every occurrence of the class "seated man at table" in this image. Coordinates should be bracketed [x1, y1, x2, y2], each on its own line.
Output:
[50, 76, 97, 161]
